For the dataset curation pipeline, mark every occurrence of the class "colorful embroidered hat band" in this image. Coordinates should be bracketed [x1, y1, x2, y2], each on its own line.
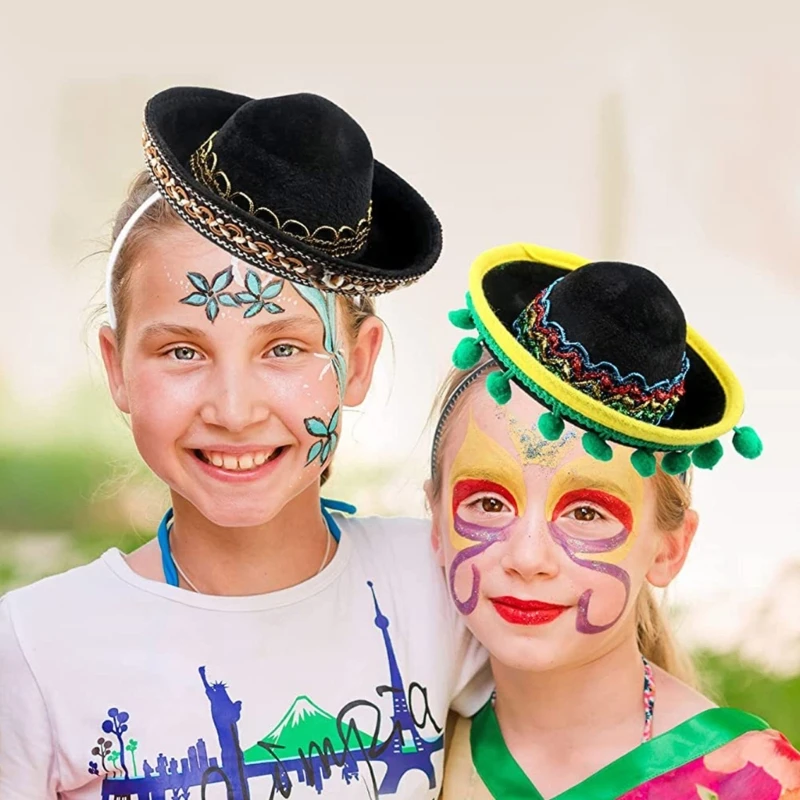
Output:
[446, 243, 762, 477]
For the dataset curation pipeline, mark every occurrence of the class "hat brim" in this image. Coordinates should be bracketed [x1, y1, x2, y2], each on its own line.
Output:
[142, 87, 442, 295]
[469, 243, 744, 451]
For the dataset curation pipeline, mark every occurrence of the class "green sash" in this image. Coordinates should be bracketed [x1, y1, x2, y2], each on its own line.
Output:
[470, 700, 768, 799]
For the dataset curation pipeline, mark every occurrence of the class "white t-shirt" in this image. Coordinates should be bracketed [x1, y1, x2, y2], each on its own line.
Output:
[0, 515, 490, 800]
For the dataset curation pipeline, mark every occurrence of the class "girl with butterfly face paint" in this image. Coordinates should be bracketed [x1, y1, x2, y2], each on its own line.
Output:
[429, 243, 798, 800]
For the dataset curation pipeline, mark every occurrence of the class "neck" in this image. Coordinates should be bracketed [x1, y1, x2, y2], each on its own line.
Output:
[493, 634, 645, 747]
[168, 484, 332, 596]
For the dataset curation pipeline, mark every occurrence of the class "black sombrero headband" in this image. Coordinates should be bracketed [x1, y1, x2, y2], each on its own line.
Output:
[445, 243, 762, 477]
[139, 87, 442, 297]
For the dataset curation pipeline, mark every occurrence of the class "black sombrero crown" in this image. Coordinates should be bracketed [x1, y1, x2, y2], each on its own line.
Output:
[142, 87, 442, 296]
[448, 243, 762, 477]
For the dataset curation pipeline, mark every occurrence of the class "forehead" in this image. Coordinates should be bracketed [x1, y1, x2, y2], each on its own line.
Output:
[124, 224, 321, 331]
[442, 380, 640, 486]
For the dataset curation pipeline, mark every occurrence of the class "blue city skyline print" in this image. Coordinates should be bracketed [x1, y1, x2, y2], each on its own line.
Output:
[87, 581, 444, 798]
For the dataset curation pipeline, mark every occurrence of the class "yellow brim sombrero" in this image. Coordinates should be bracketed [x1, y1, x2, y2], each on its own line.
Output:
[448, 243, 762, 476]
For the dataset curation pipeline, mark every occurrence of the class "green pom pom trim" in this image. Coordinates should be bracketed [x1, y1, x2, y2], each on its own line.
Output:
[448, 309, 476, 330]
[692, 440, 724, 470]
[538, 412, 565, 441]
[732, 426, 763, 460]
[453, 337, 483, 369]
[487, 371, 513, 405]
[662, 450, 691, 475]
[582, 431, 613, 462]
[630, 449, 657, 478]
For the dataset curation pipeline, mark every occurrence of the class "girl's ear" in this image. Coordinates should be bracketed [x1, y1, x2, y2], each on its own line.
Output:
[647, 508, 699, 588]
[343, 316, 384, 407]
[99, 326, 131, 414]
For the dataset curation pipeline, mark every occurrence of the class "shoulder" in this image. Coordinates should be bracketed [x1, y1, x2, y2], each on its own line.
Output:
[442, 712, 490, 800]
[337, 512, 453, 618]
[650, 665, 716, 736]
[339, 514, 433, 563]
[1, 554, 118, 646]
[703, 724, 800, 792]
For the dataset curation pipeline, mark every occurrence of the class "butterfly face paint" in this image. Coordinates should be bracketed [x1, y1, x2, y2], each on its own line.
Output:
[436, 381, 654, 682]
[448, 414, 526, 614]
[545, 455, 644, 633]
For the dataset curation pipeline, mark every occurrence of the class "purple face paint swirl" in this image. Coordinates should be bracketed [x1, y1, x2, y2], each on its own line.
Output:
[449, 515, 512, 615]
[548, 522, 631, 634]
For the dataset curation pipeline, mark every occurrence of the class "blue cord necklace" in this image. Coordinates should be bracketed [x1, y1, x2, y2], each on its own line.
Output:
[157, 498, 356, 589]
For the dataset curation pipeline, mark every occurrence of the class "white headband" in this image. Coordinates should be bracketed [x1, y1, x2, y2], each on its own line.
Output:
[105, 192, 161, 329]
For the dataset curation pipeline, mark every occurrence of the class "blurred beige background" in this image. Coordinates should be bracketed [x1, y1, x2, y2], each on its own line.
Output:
[0, 1, 798, 703]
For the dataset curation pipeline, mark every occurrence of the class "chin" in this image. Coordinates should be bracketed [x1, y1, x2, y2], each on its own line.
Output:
[484, 634, 569, 673]
[465, 605, 576, 673]
[158, 479, 292, 529]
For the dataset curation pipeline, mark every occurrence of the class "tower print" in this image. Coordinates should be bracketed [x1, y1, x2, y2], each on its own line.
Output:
[90, 580, 443, 798]
[367, 580, 436, 793]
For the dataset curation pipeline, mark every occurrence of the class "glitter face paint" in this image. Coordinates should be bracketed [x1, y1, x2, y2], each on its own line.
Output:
[503, 410, 576, 467]
[448, 415, 526, 613]
[546, 456, 644, 632]
[450, 478, 517, 614]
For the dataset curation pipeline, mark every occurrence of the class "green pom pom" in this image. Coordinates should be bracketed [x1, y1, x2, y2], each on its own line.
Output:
[692, 440, 724, 470]
[630, 449, 657, 478]
[453, 337, 483, 369]
[582, 431, 613, 462]
[732, 426, 763, 460]
[448, 309, 476, 330]
[662, 450, 691, 475]
[486, 371, 513, 405]
[538, 412, 565, 441]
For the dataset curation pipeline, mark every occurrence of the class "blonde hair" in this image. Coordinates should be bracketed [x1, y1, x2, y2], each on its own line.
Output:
[107, 171, 377, 485]
[429, 365, 699, 687]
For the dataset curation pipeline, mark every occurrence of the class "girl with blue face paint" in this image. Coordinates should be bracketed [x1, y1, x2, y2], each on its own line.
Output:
[0, 87, 489, 800]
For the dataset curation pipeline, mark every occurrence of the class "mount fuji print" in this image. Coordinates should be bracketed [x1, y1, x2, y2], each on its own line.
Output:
[243, 695, 375, 764]
[88, 581, 444, 798]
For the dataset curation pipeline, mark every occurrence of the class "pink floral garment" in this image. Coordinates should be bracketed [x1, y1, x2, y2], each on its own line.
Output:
[619, 730, 800, 800]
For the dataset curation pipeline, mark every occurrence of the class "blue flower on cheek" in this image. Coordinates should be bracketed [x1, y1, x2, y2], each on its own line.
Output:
[305, 407, 340, 466]
[180, 267, 240, 322]
[234, 271, 285, 318]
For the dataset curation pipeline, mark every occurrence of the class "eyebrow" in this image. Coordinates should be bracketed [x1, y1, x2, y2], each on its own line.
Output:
[139, 317, 322, 342]
[556, 472, 635, 504]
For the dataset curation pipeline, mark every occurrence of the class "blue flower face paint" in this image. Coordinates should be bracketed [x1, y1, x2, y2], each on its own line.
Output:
[111, 228, 352, 528]
[178, 258, 348, 469]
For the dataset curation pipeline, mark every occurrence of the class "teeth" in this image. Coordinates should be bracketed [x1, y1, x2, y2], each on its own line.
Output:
[201, 450, 276, 471]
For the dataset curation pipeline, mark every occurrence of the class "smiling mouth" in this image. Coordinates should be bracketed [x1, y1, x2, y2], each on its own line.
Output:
[193, 447, 286, 472]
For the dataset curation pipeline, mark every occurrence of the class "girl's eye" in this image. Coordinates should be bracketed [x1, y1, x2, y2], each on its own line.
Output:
[570, 506, 601, 522]
[481, 497, 507, 513]
[171, 346, 198, 361]
[270, 344, 299, 358]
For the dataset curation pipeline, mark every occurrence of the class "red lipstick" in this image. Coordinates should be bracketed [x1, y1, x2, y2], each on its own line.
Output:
[490, 596, 570, 626]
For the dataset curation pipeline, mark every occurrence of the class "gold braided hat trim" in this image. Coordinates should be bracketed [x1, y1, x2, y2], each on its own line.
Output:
[190, 132, 372, 259]
[143, 124, 417, 296]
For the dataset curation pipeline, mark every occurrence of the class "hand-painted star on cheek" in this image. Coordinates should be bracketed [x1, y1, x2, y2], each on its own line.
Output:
[548, 489, 634, 634]
[449, 479, 518, 615]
